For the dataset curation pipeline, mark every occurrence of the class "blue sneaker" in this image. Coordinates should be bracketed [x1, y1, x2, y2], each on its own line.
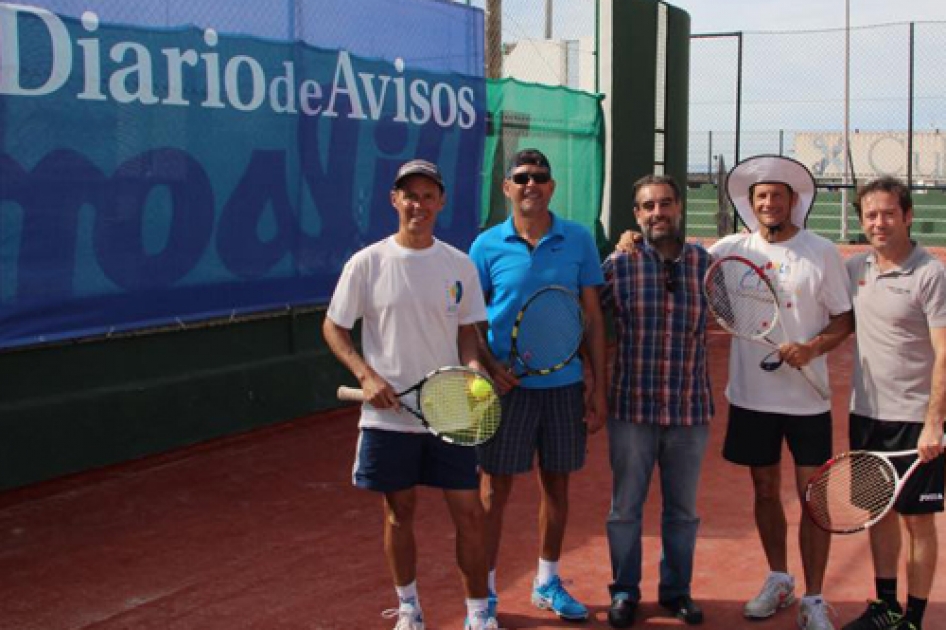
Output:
[531, 576, 588, 621]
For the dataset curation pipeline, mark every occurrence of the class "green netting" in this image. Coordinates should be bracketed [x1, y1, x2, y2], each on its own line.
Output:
[481, 78, 605, 243]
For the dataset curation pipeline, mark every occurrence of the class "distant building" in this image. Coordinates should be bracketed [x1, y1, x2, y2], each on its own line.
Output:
[503, 37, 596, 92]
[795, 130, 946, 186]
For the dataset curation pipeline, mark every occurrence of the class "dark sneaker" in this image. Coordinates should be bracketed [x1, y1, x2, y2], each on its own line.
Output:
[660, 594, 704, 625]
[607, 592, 637, 628]
[841, 600, 903, 630]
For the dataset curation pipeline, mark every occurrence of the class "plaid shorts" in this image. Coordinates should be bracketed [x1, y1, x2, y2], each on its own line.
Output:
[476, 383, 587, 475]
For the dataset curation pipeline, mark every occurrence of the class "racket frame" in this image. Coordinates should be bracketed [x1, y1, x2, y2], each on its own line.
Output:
[336, 366, 501, 446]
[508, 285, 584, 378]
[703, 255, 831, 400]
[804, 446, 932, 534]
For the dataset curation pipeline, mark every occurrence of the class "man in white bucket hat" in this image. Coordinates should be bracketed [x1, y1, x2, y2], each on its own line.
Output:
[711, 155, 854, 630]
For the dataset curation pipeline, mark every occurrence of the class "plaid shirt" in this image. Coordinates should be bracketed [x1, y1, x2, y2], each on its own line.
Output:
[601, 242, 714, 426]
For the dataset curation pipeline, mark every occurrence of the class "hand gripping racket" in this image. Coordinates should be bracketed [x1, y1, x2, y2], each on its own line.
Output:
[336, 367, 502, 446]
[804, 436, 946, 534]
[703, 255, 831, 400]
[508, 286, 584, 378]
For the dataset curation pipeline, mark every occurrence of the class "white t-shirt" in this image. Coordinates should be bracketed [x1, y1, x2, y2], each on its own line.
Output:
[327, 237, 488, 432]
[709, 230, 852, 415]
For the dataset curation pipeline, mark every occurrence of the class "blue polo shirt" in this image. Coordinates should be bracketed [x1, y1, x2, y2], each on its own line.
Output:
[469, 212, 604, 389]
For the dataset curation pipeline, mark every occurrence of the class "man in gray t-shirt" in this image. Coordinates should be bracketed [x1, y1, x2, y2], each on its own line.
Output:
[841, 177, 946, 630]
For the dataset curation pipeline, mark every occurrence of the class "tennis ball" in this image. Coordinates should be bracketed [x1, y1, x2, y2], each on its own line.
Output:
[469, 377, 493, 399]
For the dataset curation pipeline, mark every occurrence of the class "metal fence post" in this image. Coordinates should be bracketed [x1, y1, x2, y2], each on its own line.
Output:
[908, 22, 915, 187]
[735, 31, 743, 165]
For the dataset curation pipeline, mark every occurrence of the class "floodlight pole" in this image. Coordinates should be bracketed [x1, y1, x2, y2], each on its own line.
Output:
[840, 0, 851, 242]
[545, 0, 552, 39]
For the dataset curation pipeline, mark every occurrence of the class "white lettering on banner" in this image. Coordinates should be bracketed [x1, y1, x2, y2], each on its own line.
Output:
[0, 3, 72, 96]
[0, 3, 479, 129]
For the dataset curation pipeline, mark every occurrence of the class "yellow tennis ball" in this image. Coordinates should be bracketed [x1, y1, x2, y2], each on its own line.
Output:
[469, 377, 492, 399]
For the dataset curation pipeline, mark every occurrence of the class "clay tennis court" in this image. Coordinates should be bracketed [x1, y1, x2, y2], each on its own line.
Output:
[1, 246, 944, 630]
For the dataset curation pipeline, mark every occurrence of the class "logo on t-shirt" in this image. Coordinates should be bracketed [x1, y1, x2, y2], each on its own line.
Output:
[445, 280, 463, 314]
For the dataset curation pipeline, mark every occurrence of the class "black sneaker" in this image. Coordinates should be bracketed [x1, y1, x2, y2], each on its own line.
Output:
[659, 594, 704, 625]
[607, 592, 637, 628]
[841, 600, 903, 630]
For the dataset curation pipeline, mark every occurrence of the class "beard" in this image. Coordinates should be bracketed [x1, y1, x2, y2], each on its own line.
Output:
[643, 218, 683, 245]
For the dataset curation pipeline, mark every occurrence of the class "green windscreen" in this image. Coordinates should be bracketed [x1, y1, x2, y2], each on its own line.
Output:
[481, 78, 605, 243]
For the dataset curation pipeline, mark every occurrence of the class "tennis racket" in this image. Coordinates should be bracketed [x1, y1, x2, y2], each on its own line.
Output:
[508, 285, 584, 378]
[804, 436, 946, 534]
[703, 255, 831, 400]
[336, 367, 501, 446]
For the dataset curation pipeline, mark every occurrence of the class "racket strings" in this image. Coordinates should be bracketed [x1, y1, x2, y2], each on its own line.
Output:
[515, 292, 583, 370]
[807, 454, 898, 532]
[419, 372, 501, 445]
[705, 262, 778, 339]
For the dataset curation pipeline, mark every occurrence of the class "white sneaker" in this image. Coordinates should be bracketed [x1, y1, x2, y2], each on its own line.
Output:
[798, 597, 836, 630]
[744, 573, 796, 619]
[382, 604, 425, 630]
[465, 611, 500, 630]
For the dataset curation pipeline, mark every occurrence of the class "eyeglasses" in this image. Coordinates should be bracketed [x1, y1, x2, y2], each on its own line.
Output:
[510, 171, 552, 185]
[663, 260, 676, 294]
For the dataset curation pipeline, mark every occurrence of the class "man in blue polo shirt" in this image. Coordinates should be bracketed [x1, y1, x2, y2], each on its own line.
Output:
[470, 148, 608, 623]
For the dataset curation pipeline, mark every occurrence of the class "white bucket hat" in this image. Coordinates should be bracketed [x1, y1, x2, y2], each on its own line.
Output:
[726, 155, 817, 232]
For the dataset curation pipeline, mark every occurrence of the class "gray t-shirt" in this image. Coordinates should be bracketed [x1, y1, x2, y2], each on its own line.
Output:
[847, 244, 946, 422]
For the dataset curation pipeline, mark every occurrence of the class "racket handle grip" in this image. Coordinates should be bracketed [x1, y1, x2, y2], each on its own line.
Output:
[337, 386, 366, 402]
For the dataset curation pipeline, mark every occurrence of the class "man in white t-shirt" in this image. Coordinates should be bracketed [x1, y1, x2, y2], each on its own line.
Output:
[710, 156, 853, 630]
[323, 159, 496, 630]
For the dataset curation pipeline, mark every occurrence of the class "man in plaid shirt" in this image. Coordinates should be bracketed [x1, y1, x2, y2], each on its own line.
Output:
[600, 174, 714, 628]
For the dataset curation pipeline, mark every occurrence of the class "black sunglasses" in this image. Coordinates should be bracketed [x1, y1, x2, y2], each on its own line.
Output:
[510, 171, 552, 185]
[663, 260, 676, 294]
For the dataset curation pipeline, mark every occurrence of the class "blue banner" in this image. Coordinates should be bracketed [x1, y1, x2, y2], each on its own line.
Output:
[23, 0, 484, 76]
[0, 3, 486, 349]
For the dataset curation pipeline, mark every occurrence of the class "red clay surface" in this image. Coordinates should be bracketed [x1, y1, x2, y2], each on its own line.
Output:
[1, 245, 944, 629]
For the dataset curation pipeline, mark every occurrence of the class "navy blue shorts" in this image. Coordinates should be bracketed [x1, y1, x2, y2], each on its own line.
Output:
[477, 383, 587, 475]
[850, 413, 945, 515]
[352, 428, 480, 492]
[723, 404, 832, 467]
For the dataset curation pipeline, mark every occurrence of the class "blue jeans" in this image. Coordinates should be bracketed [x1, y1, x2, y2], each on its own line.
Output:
[606, 420, 709, 602]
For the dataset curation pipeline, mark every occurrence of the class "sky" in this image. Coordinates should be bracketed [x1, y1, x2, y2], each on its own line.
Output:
[670, 0, 946, 34]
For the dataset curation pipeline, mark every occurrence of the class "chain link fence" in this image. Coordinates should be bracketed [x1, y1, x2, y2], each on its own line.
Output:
[32, 0, 487, 75]
[464, 0, 599, 90]
[689, 23, 946, 245]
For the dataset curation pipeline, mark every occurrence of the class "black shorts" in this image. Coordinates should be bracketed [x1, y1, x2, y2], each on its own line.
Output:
[352, 428, 480, 492]
[849, 413, 945, 515]
[723, 404, 832, 467]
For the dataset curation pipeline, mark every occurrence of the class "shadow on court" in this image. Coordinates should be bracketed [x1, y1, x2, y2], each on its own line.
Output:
[0, 332, 944, 629]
